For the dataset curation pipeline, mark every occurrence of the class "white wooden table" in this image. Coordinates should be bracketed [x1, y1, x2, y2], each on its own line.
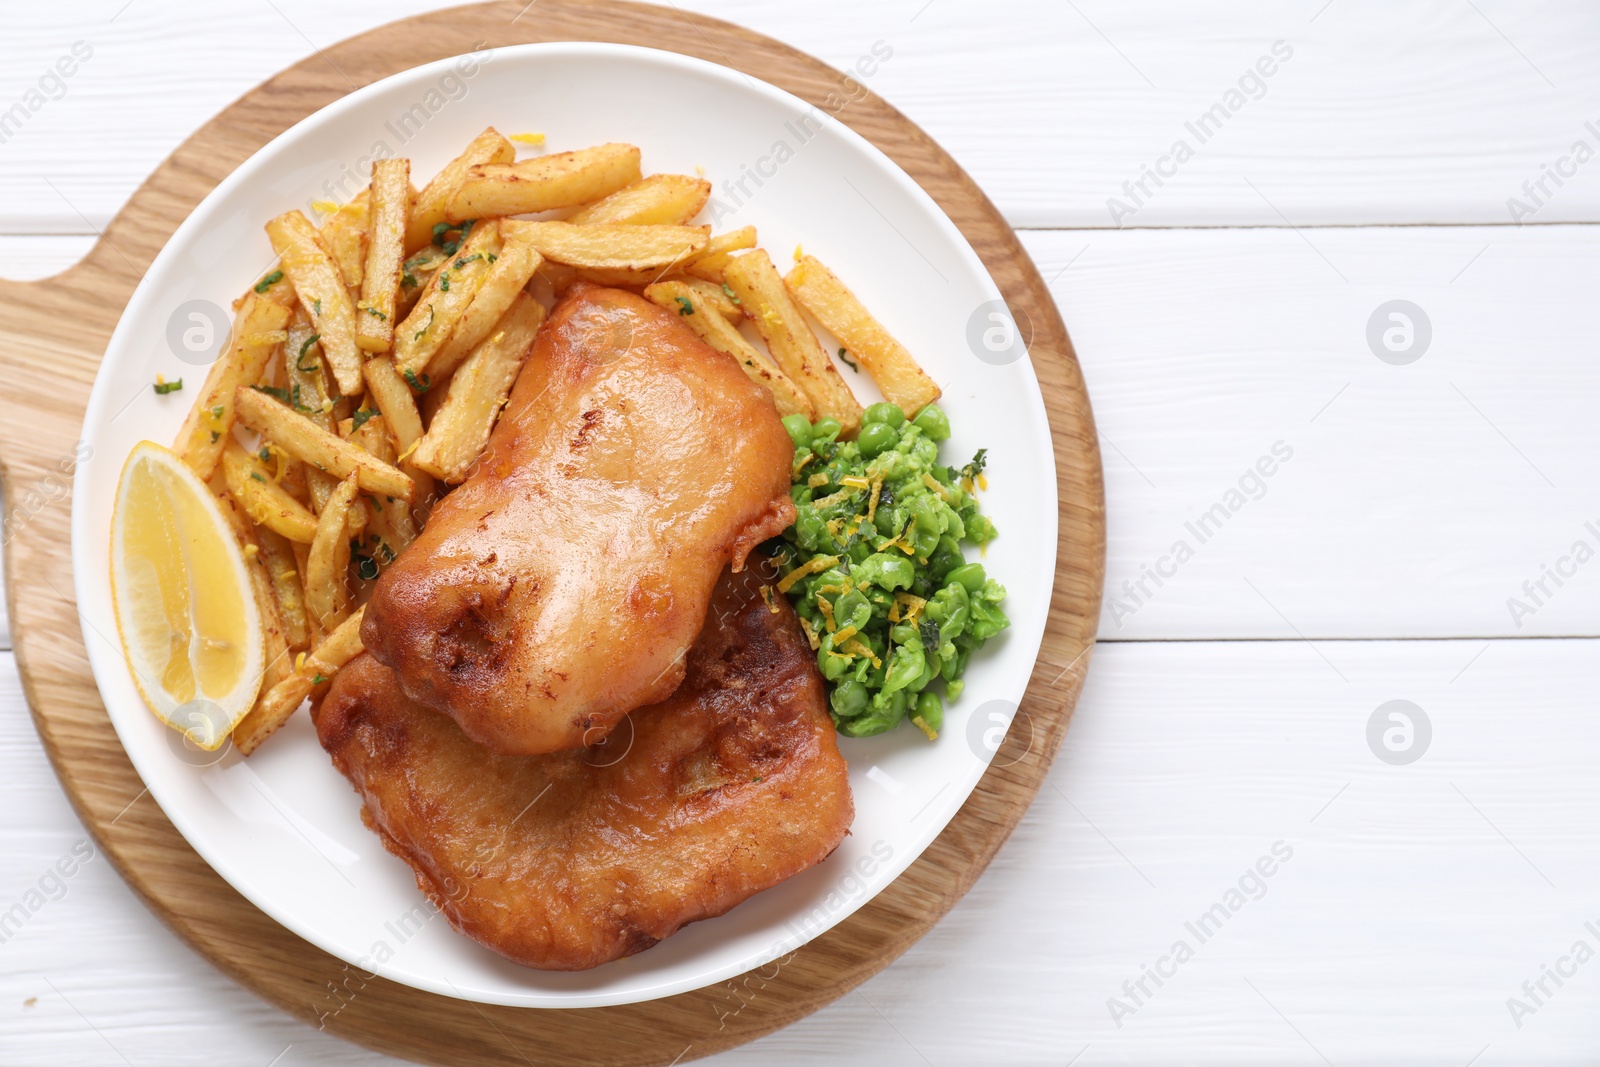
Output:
[4, 3, 1597, 1063]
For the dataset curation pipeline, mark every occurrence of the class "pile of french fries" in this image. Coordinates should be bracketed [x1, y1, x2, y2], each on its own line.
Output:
[171, 126, 940, 755]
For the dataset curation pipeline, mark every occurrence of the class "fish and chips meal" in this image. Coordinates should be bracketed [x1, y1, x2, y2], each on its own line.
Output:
[108, 126, 1009, 969]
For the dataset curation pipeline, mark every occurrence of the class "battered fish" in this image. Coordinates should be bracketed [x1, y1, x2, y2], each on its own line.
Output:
[317, 565, 854, 971]
[362, 285, 796, 755]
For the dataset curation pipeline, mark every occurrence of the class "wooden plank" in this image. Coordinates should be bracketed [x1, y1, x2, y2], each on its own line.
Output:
[2, 1, 1598, 231]
[9, 638, 1600, 1063]
[0, 5, 1101, 1064]
[1025, 224, 1600, 639]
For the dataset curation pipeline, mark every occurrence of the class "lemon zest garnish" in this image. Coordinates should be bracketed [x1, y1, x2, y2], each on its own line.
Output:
[839, 475, 870, 490]
[960, 476, 974, 494]
[797, 616, 821, 649]
[842, 637, 881, 669]
[794, 242, 804, 263]
[277, 570, 297, 581]
[879, 517, 918, 555]
[910, 714, 938, 741]
[397, 439, 421, 463]
[866, 473, 884, 522]
[311, 199, 340, 215]
[833, 624, 859, 646]
[808, 472, 829, 489]
[155, 374, 166, 386]
[812, 487, 858, 509]
[244, 331, 289, 346]
[825, 649, 856, 662]
[295, 652, 307, 672]
[894, 591, 928, 625]
[243, 543, 259, 559]
[921, 473, 952, 502]
[816, 595, 836, 632]
[509, 132, 546, 145]
[792, 453, 814, 477]
[776, 554, 838, 594]
[758, 584, 781, 614]
[978, 473, 989, 491]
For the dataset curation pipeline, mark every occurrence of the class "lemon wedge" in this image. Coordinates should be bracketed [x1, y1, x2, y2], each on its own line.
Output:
[110, 441, 264, 750]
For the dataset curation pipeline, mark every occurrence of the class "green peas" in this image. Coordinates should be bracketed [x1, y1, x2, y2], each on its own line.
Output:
[947, 562, 987, 593]
[862, 401, 906, 428]
[912, 403, 950, 441]
[831, 678, 870, 719]
[854, 552, 915, 591]
[857, 421, 898, 458]
[776, 396, 1008, 741]
[782, 414, 813, 449]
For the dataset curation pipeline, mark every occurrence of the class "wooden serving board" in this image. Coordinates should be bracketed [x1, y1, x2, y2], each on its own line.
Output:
[0, 3, 1104, 1064]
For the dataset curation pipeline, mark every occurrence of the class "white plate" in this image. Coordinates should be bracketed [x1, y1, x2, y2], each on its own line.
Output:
[70, 42, 1058, 1008]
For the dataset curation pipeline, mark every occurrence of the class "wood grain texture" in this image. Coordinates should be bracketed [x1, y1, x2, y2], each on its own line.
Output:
[0, 3, 1103, 1065]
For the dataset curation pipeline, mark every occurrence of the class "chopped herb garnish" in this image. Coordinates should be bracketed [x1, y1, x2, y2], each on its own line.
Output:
[249, 471, 266, 483]
[403, 368, 431, 394]
[350, 407, 379, 433]
[836, 347, 858, 371]
[253, 270, 283, 293]
[209, 430, 220, 443]
[311, 673, 327, 685]
[355, 555, 380, 581]
[251, 384, 291, 403]
[721, 282, 740, 304]
[674, 296, 694, 315]
[412, 305, 435, 341]
[920, 617, 942, 659]
[153, 378, 183, 395]
[487, 253, 498, 263]
[401, 271, 418, 289]
[364, 307, 386, 320]
[209, 405, 224, 418]
[438, 272, 451, 292]
[296, 333, 321, 371]
[258, 446, 272, 462]
[453, 253, 482, 269]
[432, 218, 474, 255]
[312, 297, 322, 316]
[959, 448, 989, 482]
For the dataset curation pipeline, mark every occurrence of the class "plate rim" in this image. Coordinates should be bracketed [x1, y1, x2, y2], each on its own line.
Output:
[67, 39, 1063, 1009]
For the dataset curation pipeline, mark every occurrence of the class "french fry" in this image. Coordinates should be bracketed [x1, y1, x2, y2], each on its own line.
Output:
[406, 127, 514, 253]
[282, 318, 341, 512]
[210, 483, 293, 698]
[347, 413, 420, 558]
[683, 225, 757, 283]
[265, 210, 363, 396]
[234, 386, 415, 500]
[723, 250, 862, 435]
[424, 236, 542, 378]
[568, 173, 712, 225]
[317, 192, 368, 293]
[357, 158, 410, 352]
[255, 525, 310, 651]
[305, 475, 358, 630]
[502, 221, 707, 272]
[174, 294, 291, 480]
[233, 606, 365, 755]
[785, 255, 942, 416]
[411, 293, 545, 484]
[220, 439, 319, 543]
[362, 357, 425, 459]
[674, 276, 743, 323]
[644, 281, 813, 419]
[445, 143, 642, 223]
[392, 221, 504, 378]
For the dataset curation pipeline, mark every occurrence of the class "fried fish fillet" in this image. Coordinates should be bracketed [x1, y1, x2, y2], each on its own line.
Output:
[363, 285, 796, 755]
[317, 565, 854, 971]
